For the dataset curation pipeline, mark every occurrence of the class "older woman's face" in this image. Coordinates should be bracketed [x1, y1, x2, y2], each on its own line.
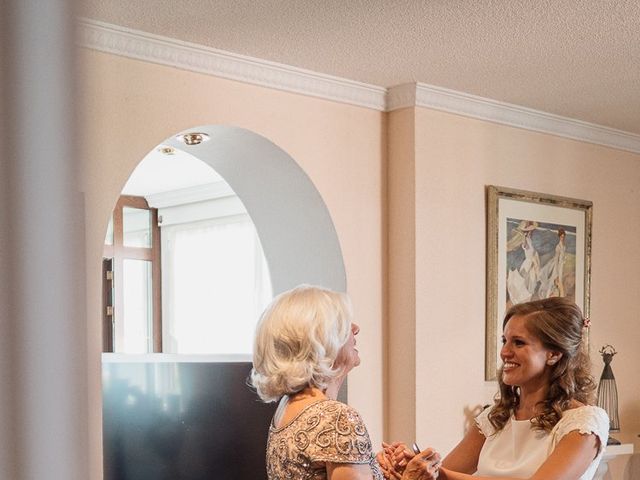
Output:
[335, 323, 361, 373]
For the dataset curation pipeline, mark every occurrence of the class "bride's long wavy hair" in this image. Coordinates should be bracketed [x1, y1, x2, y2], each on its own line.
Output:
[488, 297, 596, 433]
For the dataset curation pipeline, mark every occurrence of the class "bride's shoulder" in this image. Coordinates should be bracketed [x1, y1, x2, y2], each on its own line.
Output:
[558, 403, 608, 425]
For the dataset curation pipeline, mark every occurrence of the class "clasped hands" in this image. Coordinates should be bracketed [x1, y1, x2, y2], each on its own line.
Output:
[376, 442, 442, 480]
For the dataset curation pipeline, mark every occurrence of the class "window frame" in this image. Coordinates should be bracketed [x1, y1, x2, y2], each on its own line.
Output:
[102, 195, 162, 352]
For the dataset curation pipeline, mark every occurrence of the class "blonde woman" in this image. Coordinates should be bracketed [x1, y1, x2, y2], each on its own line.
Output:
[251, 285, 384, 480]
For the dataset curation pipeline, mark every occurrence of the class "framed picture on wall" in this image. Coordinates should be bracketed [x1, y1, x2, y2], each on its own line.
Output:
[485, 186, 592, 380]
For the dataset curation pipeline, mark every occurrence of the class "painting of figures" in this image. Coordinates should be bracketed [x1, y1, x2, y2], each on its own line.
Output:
[505, 219, 576, 307]
[485, 186, 592, 380]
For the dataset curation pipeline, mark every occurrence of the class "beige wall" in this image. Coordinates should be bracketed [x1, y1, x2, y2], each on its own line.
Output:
[80, 50, 385, 478]
[409, 106, 640, 474]
[387, 108, 417, 441]
[81, 48, 639, 479]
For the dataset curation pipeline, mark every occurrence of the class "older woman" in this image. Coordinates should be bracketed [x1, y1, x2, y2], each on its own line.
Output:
[251, 285, 384, 480]
[380, 297, 609, 480]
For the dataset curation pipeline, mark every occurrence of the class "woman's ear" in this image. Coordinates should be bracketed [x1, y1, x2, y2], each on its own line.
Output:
[546, 352, 563, 365]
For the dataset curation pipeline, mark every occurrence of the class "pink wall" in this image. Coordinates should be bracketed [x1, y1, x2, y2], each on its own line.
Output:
[81, 48, 640, 479]
[411, 106, 640, 475]
[80, 50, 385, 478]
[387, 108, 417, 441]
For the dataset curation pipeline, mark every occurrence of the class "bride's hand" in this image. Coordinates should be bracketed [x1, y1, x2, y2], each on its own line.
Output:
[401, 448, 441, 480]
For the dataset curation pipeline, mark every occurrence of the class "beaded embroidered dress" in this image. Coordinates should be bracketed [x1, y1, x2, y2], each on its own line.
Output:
[266, 399, 383, 480]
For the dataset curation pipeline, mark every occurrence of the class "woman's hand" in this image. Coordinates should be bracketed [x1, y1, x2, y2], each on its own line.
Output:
[376, 442, 403, 479]
[377, 442, 413, 479]
[400, 448, 442, 480]
[376, 454, 400, 479]
[391, 442, 415, 470]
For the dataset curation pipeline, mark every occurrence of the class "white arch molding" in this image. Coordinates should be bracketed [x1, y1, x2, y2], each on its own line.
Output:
[98, 126, 349, 476]
[164, 125, 347, 295]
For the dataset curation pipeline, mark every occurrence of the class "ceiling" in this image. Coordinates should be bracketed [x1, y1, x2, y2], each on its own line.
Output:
[121, 145, 224, 197]
[81, 0, 640, 136]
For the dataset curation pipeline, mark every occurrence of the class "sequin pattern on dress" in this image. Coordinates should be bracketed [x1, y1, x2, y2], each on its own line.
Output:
[266, 399, 383, 480]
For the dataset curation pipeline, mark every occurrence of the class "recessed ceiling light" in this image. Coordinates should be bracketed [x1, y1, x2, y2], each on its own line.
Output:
[176, 132, 210, 146]
[157, 145, 176, 155]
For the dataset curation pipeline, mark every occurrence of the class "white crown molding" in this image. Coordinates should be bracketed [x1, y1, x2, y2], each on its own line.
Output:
[78, 19, 640, 154]
[409, 83, 640, 154]
[385, 83, 418, 111]
[77, 18, 386, 110]
[146, 181, 235, 208]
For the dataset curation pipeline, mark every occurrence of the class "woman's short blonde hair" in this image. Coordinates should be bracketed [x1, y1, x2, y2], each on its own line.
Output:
[250, 284, 353, 402]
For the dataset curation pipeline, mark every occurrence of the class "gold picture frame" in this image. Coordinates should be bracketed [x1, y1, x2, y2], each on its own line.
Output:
[485, 186, 592, 380]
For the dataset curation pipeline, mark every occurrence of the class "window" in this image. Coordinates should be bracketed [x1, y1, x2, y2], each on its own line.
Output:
[103, 196, 161, 353]
[103, 192, 272, 355]
[161, 214, 272, 354]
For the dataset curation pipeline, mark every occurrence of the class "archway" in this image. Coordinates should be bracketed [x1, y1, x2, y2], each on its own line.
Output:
[101, 125, 347, 479]
[165, 125, 346, 295]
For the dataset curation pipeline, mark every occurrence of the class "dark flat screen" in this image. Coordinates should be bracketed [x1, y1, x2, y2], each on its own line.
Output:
[103, 360, 276, 480]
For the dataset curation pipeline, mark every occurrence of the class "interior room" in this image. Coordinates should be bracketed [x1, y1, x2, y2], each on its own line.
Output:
[2, 1, 639, 479]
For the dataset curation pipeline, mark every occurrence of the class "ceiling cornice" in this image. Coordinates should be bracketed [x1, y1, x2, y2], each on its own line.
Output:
[77, 18, 386, 110]
[388, 83, 640, 154]
[78, 18, 640, 154]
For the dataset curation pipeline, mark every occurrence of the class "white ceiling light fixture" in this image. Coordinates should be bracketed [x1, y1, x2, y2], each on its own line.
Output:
[176, 132, 210, 146]
[157, 145, 176, 155]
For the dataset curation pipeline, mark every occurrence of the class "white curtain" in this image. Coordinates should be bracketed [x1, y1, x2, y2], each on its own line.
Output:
[161, 214, 272, 354]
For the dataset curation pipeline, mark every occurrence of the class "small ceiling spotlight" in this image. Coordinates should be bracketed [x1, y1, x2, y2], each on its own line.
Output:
[157, 145, 176, 155]
[176, 132, 210, 146]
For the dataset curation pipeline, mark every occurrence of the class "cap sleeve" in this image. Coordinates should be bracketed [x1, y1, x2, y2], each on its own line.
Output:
[553, 406, 609, 455]
[307, 400, 375, 464]
[474, 406, 494, 437]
